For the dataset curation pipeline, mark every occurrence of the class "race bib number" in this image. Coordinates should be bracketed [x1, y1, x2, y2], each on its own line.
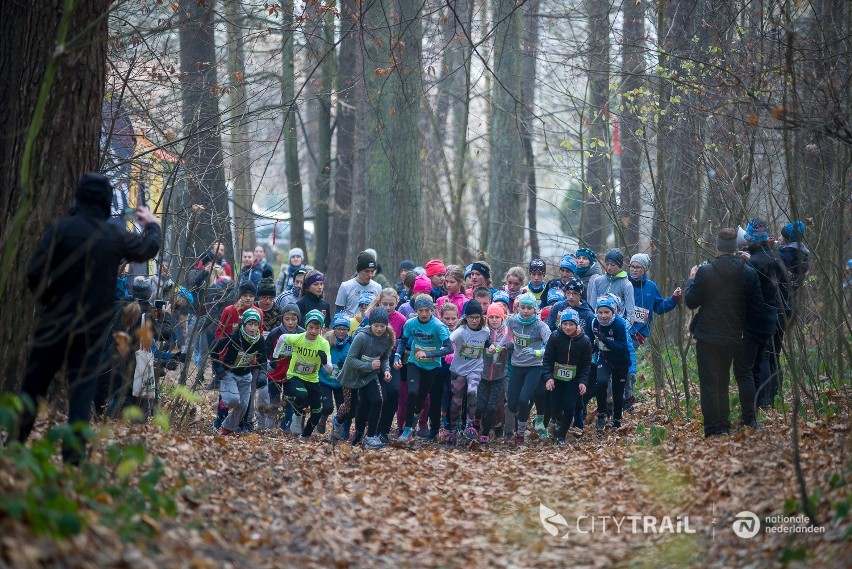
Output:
[235, 351, 254, 367]
[295, 360, 318, 375]
[514, 334, 531, 349]
[554, 363, 577, 381]
[460, 344, 483, 359]
[277, 344, 293, 357]
[634, 307, 650, 324]
[413, 344, 432, 362]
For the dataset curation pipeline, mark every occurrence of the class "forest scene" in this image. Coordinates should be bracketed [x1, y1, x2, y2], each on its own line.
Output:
[0, 0, 850, 567]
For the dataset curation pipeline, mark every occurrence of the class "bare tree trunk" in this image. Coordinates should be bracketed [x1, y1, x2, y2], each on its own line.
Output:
[281, 2, 307, 262]
[521, 0, 540, 259]
[619, 0, 644, 253]
[226, 0, 255, 252]
[486, 0, 524, 279]
[179, 0, 232, 262]
[0, 0, 112, 389]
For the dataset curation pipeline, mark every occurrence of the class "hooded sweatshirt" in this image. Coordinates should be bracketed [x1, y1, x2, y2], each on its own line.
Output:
[629, 273, 678, 338]
[586, 270, 636, 326]
[339, 328, 394, 389]
[591, 314, 631, 369]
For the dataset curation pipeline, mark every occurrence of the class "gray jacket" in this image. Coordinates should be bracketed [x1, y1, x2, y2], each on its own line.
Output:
[339, 328, 394, 389]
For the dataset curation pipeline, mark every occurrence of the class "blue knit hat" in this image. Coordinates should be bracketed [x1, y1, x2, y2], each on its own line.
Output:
[517, 292, 538, 308]
[358, 291, 375, 306]
[595, 295, 618, 313]
[491, 290, 510, 306]
[576, 248, 597, 263]
[781, 220, 805, 242]
[547, 288, 565, 305]
[744, 218, 769, 243]
[559, 255, 578, 273]
[560, 308, 581, 326]
[332, 313, 351, 329]
[604, 248, 624, 268]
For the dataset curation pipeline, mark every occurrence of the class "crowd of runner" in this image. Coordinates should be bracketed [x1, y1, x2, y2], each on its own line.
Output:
[100, 217, 816, 448]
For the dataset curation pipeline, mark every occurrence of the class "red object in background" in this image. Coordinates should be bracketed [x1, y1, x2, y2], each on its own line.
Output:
[612, 115, 621, 155]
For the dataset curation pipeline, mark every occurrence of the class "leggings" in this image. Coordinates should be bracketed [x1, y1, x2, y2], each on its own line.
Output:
[319, 384, 344, 417]
[595, 365, 627, 426]
[534, 374, 552, 425]
[378, 366, 401, 436]
[506, 365, 542, 423]
[551, 379, 581, 439]
[338, 381, 383, 437]
[450, 373, 480, 429]
[405, 363, 443, 429]
[477, 377, 505, 436]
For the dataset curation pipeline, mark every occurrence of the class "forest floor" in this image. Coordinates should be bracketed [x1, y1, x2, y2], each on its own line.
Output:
[1, 383, 850, 569]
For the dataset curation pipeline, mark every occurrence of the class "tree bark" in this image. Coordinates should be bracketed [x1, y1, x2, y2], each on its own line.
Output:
[0, 0, 112, 389]
[282, 0, 307, 262]
[619, 0, 644, 253]
[179, 0, 232, 262]
[521, 0, 540, 259]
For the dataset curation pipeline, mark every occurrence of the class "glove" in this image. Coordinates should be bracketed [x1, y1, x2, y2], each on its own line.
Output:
[520, 348, 543, 358]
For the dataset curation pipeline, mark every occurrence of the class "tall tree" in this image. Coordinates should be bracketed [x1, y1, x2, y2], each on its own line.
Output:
[179, 0, 232, 261]
[0, 0, 112, 389]
[281, 0, 307, 261]
[225, 0, 255, 252]
[619, 0, 644, 253]
[580, 0, 610, 253]
[486, 0, 524, 279]
[520, 0, 541, 259]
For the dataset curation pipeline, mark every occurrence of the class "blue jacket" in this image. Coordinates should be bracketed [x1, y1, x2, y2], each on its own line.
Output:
[591, 314, 631, 370]
[237, 265, 263, 287]
[629, 274, 679, 338]
[319, 334, 352, 388]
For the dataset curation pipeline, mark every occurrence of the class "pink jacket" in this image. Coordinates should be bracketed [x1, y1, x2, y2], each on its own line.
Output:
[436, 291, 467, 315]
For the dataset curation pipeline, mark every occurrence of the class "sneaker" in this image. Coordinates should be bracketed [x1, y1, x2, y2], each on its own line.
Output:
[447, 431, 457, 445]
[220, 427, 234, 435]
[317, 415, 328, 435]
[280, 419, 292, 432]
[742, 421, 764, 431]
[378, 433, 390, 445]
[330, 415, 344, 441]
[350, 431, 364, 445]
[437, 427, 449, 443]
[463, 426, 479, 441]
[212, 417, 223, 430]
[514, 433, 524, 446]
[415, 427, 430, 439]
[623, 395, 636, 408]
[479, 435, 490, 445]
[556, 438, 566, 446]
[569, 426, 584, 437]
[612, 420, 622, 430]
[533, 416, 546, 437]
[595, 415, 606, 431]
[364, 435, 385, 449]
[398, 427, 413, 443]
[299, 434, 311, 442]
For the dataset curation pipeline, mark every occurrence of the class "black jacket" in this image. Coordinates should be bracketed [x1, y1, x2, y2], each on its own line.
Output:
[210, 330, 267, 376]
[747, 244, 791, 321]
[541, 329, 592, 386]
[27, 174, 161, 333]
[296, 291, 331, 327]
[684, 254, 766, 345]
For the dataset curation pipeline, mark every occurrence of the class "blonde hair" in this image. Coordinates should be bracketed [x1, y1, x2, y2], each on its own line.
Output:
[440, 302, 459, 316]
[504, 266, 527, 286]
[444, 265, 464, 284]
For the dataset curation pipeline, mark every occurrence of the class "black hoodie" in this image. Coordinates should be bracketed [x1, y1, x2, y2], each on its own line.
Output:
[28, 173, 162, 332]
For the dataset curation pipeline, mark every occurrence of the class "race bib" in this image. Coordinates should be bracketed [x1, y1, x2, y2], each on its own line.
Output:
[413, 344, 432, 362]
[634, 307, 650, 324]
[460, 344, 483, 359]
[277, 344, 293, 357]
[235, 351, 255, 367]
[295, 360, 318, 375]
[514, 334, 531, 348]
[554, 363, 576, 381]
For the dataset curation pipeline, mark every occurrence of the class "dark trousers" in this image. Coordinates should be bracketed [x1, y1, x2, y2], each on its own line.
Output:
[732, 335, 760, 426]
[337, 379, 382, 437]
[758, 328, 784, 407]
[507, 366, 541, 423]
[283, 377, 322, 435]
[18, 325, 107, 463]
[405, 364, 442, 429]
[534, 375, 552, 425]
[595, 365, 627, 426]
[377, 366, 401, 436]
[551, 379, 581, 439]
[697, 340, 743, 436]
[319, 384, 344, 417]
[477, 377, 505, 436]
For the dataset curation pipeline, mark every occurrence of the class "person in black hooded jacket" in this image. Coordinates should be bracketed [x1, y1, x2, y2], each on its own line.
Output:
[685, 228, 766, 437]
[17, 173, 161, 463]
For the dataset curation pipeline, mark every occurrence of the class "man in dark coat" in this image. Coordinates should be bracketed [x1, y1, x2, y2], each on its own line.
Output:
[17, 173, 161, 463]
[684, 228, 767, 437]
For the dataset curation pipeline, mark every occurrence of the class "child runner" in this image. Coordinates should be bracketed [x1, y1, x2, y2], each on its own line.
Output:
[435, 301, 459, 441]
[272, 309, 333, 440]
[436, 265, 467, 316]
[424, 259, 447, 301]
[591, 295, 631, 431]
[465, 262, 496, 298]
[505, 292, 551, 444]
[448, 301, 491, 442]
[543, 308, 593, 446]
[296, 270, 331, 327]
[349, 291, 375, 333]
[317, 313, 353, 434]
[501, 266, 527, 313]
[540, 255, 577, 310]
[264, 303, 304, 431]
[481, 304, 513, 444]
[211, 308, 267, 435]
[540, 288, 565, 324]
[575, 248, 603, 290]
[333, 307, 395, 448]
[525, 259, 547, 303]
[399, 274, 433, 320]
[491, 290, 511, 315]
[394, 294, 453, 443]
[586, 248, 635, 327]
